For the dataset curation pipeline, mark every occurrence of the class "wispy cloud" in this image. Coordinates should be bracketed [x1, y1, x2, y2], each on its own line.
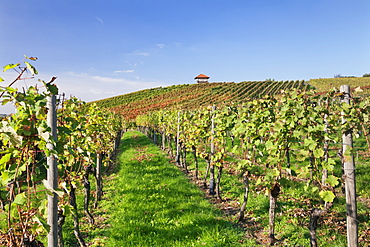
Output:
[157, 43, 165, 49]
[128, 43, 165, 58]
[95, 17, 104, 26]
[114, 69, 134, 73]
[0, 70, 168, 109]
[88, 88, 116, 95]
[90, 75, 126, 84]
[64, 72, 126, 84]
[132, 52, 150, 56]
[60, 71, 162, 102]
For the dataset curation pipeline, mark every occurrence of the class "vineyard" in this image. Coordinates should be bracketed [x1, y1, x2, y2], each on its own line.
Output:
[133, 87, 370, 246]
[309, 77, 370, 95]
[93, 80, 310, 120]
[0, 58, 123, 246]
[93, 77, 370, 121]
[1, 57, 370, 246]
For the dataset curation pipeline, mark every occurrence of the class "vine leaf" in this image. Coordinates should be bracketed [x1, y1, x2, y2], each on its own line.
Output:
[24, 61, 38, 75]
[24, 55, 38, 61]
[34, 216, 50, 233]
[0, 153, 12, 169]
[40, 78, 58, 95]
[319, 190, 335, 203]
[1, 171, 11, 186]
[313, 148, 324, 158]
[43, 180, 65, 197]
[3, 63, 20, 72]
[61, 204, 73, 216]
[13, 192, 26, 205]
[326, 175, 339, 187]
[0, 122, 23, 146]
[46, 83, 58, 95]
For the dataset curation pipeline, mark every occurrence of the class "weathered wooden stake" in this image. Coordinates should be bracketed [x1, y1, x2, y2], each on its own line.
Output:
[209, 106, 216, 195]
[238, 171, 249, 222]
[176, 111, 181, 166]
[94, 152, 103, 208]
[340, 85, 358, 247]
[162, 131, 166, 150]
[322, 109, 329, 187]
[153, 129, 157, 144]
[47, 94, 58, 247]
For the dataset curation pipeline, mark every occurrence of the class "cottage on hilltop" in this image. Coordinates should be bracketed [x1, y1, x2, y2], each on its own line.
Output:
[194, 74, 210, 83]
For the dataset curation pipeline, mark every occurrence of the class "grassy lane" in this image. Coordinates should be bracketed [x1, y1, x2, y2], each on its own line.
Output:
[94, 130, 252, 246]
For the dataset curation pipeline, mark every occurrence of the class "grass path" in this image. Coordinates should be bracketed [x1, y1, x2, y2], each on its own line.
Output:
[92, 130, 252, 246]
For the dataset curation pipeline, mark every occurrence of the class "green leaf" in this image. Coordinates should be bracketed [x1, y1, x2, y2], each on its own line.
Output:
[265, 140, 274, 150]
[37, 199, 48, 216]
[326, 175, 339, 187]
[279, 177, 290, 187]
[5, 87, 17, 93]
[341, 102, 351, 111]
[3, 63, 20, 72]
[299, 149, 310, 157]
[24, 61, 38, 75]
[297, 165, 311, 179]
[1, 98, 12, 105]
[304, 138, 316, 150]
[46, 83, 58, 95]
[43, 180, 64, 197]
[33, 216, 50, 233]
[311, 186, 319, 193]
[13, 192, 26, 205]
[238, 159, 252, 169]
[0, 171, 11, 186]
[61, 204, 72, 216]
[324, 158, 336, 171]
[0, 122, 23, 146]
[231, 145, 239, 154]
[0, 77, 4, 82]
[40, 79, 59, 95]
[313, 148, 324, 158]
[319, 190, 335, 203]
[0, 153, 12, 169]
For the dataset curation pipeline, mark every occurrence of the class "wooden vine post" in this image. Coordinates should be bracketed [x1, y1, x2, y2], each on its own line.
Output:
[340, 85, 358, 247]
[322, 106, 329, 187]
[94, 151, 103, 208]
[176, 111, 181, 166]
[47, 94, 58, 247]
[209, 106, 216, 195]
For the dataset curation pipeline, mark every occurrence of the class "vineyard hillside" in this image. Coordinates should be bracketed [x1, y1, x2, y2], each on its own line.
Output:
[308, 77, 370, 94]
[94, 80, 308, 120]
[93, 77, 370, 120]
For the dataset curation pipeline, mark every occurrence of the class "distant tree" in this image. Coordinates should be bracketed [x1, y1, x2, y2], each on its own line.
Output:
[363, 73, 370, 77]
[334, 74, 342, 78]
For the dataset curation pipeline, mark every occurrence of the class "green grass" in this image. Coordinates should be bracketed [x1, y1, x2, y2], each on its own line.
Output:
[85, 130, 252, 247]
[161, 134, 370, 246]
[3, 129, 368, 246]
[60, 131, 369, 246]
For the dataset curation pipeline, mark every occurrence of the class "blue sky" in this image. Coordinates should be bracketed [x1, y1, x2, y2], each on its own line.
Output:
[1, 0, 370, 112]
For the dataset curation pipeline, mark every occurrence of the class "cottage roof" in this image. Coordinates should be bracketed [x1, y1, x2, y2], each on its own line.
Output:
[194, 74, 210, 79]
